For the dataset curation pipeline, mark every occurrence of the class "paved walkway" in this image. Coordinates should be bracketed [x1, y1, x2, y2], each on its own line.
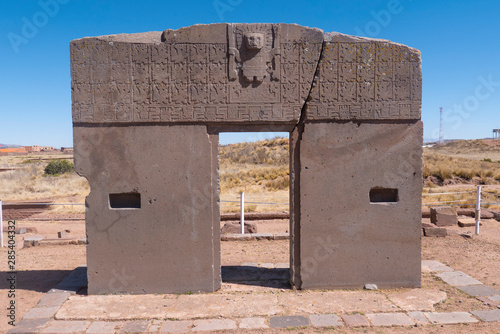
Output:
[8, 261, 500, 333]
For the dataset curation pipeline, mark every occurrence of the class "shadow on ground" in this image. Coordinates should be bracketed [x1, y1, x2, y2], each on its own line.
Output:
[222, 266, 291, 289]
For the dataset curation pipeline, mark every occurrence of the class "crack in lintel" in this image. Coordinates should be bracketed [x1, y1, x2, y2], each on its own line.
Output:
[293, 40, 326, 133]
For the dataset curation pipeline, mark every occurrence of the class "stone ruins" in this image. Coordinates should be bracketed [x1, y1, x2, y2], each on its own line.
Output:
[71, 23, 423, 294]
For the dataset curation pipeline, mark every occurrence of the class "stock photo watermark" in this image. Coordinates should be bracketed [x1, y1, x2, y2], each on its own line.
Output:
[353, 0, 413, 38]
[6, 220, 17, 327]
[213, 0, 242, 21]
[432, 74, 500, 139]
[7, 0, 71, 54]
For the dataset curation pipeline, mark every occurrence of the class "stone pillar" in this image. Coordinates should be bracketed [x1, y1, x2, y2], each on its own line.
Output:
[74, 125, 220, 294]
[295, 121, 423, 289]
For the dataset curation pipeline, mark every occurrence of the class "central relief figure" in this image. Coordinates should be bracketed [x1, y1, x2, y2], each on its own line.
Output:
[228, 24, 280, 85]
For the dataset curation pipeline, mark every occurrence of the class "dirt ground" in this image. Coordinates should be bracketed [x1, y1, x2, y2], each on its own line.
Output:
[1, 219, 500, 333]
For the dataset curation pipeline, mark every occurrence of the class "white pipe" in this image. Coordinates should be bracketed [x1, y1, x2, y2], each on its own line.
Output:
[0, 200, 4, 247]
[475, 186, 481, 235]
[240, 192, 245, 234]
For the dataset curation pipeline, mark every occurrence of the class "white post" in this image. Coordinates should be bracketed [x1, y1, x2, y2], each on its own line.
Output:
[240, 192, 245, 234]
[475, 186, 481, 235]
[0, 200, 4, 247]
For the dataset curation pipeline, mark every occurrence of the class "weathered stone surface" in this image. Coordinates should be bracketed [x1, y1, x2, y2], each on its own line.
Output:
[270, 316, 310, 328]
[423, 227, 447, 237]
[340, 314, 370, 327]
[23, 306, 60, 319]
[457, 285, 500, 297]
[387, 289, 447, 311]
[309, 314, 343, 327]
[238, 317, 269, 329]
[458, 218, 479, 227]
[278, 290, 396, 314]
[221, 222, 257, 234]
[366, 313, 415, 326]
[407, 311, 430, 324]
[86, 321, 121, 334]
[471, 309, 500, 322]
[71, 24, 322, 126]
[424, 312, 478, 324]
[430, 207, 458, 226]
[293, 121, 422, 289]
[40, 320, 91, 333]
[56, 294, 281, 320]
[435, 271, 482, 286]
[306, 33, 421, 121]
[72, 23, 423, 294]
[118, 320, 151, 333]
[38, 291, 71, 308]
[74, 126, 220, 294]
[160, 320, 192, 333]
[7, 318, 51, 334]
[192, 319, 237, 331]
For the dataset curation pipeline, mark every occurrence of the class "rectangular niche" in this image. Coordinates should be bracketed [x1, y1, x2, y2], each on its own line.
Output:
[370, 188, 399, 204]
[109, 192, 141, 209]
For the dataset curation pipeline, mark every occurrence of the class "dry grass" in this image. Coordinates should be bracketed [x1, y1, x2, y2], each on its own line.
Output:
[423, 151, 500, 185]
[0, 155, 89, 212]
[220, 137, 289, 213]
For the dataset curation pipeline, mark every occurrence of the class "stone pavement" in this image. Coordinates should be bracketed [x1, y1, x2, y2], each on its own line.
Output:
[8, 261, 500, 333]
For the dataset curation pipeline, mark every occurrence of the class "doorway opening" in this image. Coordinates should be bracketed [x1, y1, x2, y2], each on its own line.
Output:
[218, 131, 291, 289]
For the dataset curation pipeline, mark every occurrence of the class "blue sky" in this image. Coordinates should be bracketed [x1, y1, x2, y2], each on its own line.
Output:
[1, 0, 499, 147]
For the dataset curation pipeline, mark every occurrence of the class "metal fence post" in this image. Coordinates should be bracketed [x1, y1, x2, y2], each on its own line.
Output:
[0, 199, 4, 247]
[475, 186, 481, 235]
[240, 192, 245, 234]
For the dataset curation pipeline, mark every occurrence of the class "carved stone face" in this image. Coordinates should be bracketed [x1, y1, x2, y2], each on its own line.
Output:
[245, 33, 264, 50]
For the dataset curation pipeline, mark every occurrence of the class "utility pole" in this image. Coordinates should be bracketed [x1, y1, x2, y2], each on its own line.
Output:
[439, 107, 444, 145]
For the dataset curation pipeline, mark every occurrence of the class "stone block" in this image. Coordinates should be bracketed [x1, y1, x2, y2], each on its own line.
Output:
[221, 222, 257, 234]
[22, 306, 59, 319]
[192, 319, 237, 331]
[421, 260, 453, 273]
[430, 207, 457, 226]
[481, 210, 495, 219]
[270, 316, 310, 328]
[340, 314, 370, 327]
[424, 312, 478, 324]
[407, 311, 430, 324]
[38, 292, 71, 308]
[7, 318, 51, 334]
[457, 285, 500, 297]
[160, 320, 192, 333]
[86, 321, 122, 334]
[458, 218, 480, 227]
[40, 320, 91, 333]
[238, 317, 269, 329]
[423, 227, 447, 237]
[309, 314, 343, 327]
[74, 126, 221, 294]
[471, 309, 500, 322]
[117, 320, 151, 333]
[435, 271, 482, 286]
[366, 313, 415, 326]
[293, 122, 422, 289]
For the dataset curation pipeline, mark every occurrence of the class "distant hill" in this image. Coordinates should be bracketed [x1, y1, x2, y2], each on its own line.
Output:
[427, 139, 500, 161]
[0, 143, 21, 148]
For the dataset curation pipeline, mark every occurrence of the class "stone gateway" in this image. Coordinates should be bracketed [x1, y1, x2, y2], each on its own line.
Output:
[71, 23, 423, 294]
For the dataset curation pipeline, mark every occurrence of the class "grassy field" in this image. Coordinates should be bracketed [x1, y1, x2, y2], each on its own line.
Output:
[1, 138, 499, 212]
[0, 154, 89, 212]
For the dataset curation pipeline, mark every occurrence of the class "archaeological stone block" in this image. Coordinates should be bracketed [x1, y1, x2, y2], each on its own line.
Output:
[71, 23, 423, 294]
[430, 207, 458, 226]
